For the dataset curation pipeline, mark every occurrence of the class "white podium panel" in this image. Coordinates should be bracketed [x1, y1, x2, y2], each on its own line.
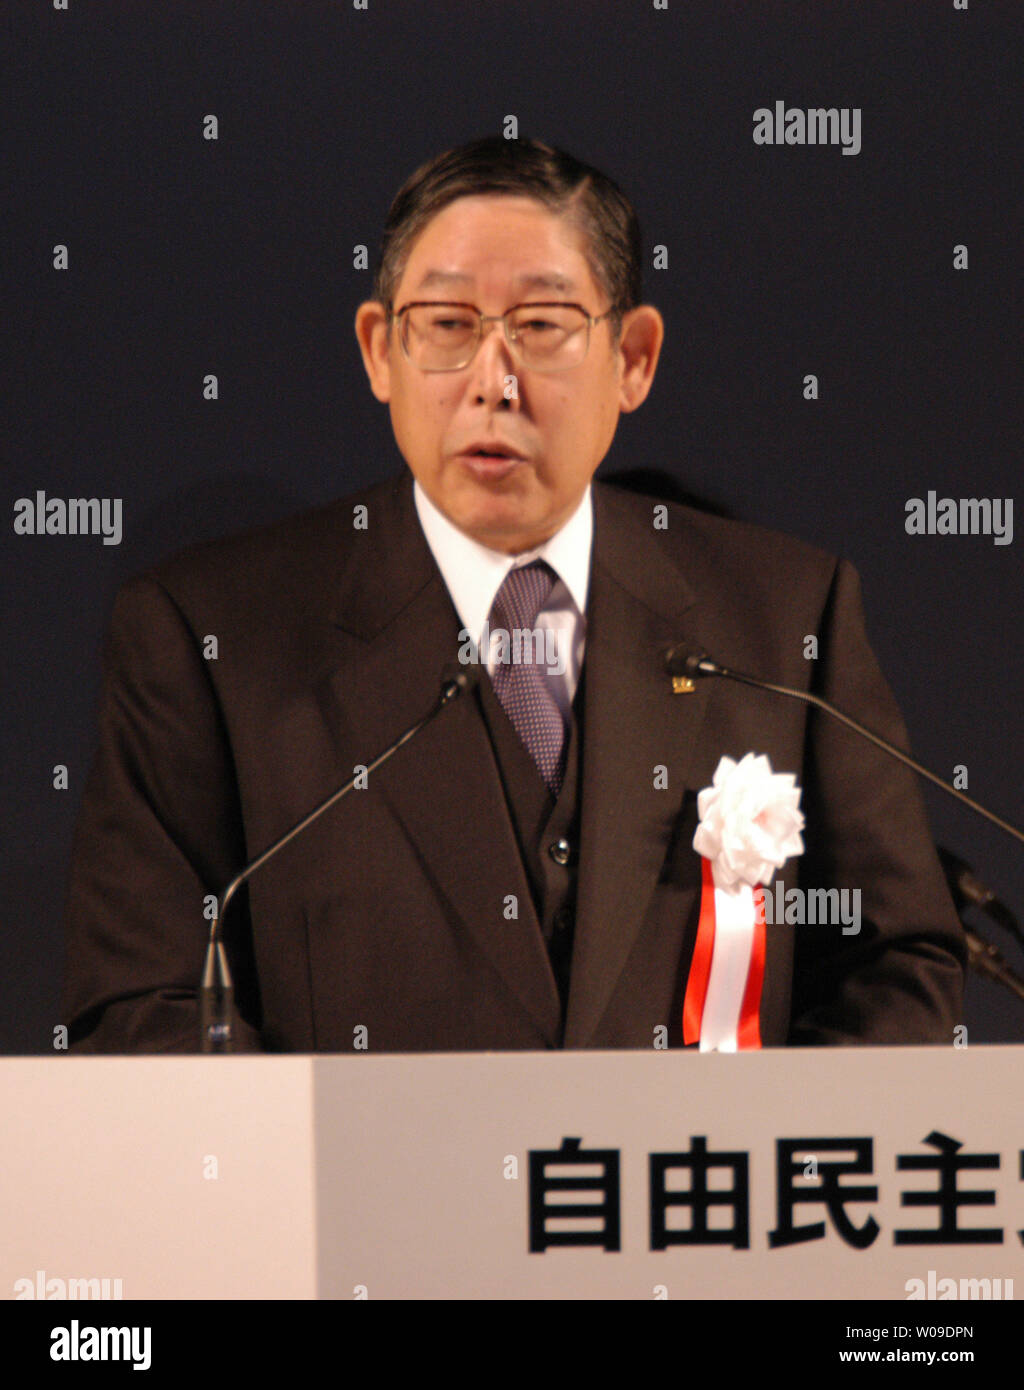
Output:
[2, 1059, 316, 1300]
[313, 1048, 1023, 1300]
[2, 1049, 1021, 1299]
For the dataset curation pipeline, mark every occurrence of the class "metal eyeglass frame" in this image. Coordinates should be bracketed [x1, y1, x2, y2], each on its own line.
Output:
[387, 300, 620, 372]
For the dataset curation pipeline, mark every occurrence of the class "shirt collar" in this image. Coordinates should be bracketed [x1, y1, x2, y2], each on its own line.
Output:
[413, 476, 592, 646]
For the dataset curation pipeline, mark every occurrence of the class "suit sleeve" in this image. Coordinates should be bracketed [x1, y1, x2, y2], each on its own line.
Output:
[786, 558, 967, 1044]
[61, 575, 263, 1052]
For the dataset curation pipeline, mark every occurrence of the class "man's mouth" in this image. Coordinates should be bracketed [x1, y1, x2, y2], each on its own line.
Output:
[454, 443, 528, 478]
[459, 452, 523, 478]
[462, 443, 525, 459]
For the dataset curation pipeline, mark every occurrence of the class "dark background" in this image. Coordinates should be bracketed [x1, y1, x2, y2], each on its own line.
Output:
[3, 0, 1021, 1050]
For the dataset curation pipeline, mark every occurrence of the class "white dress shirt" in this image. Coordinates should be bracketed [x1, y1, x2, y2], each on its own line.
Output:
[413, 478, 592, 721]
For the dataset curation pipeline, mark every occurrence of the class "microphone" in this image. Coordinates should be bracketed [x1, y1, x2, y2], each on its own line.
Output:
[200, 661, 481, 1053]
[938, 846, 1023, 950]
[664, 646, 1024, 846]
[937, 847, 1024, 1002]
[665, 649, 719, 681]
[961, 931, 1024, 1003]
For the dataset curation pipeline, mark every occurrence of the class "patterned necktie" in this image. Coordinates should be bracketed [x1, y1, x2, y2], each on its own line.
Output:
[488, 560, 567, 795]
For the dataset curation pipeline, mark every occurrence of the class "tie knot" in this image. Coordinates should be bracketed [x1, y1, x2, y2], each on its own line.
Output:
[490, 560, 556, 630]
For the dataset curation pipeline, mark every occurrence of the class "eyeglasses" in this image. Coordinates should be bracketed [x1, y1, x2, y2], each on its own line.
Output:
[389, 300, 619, 372]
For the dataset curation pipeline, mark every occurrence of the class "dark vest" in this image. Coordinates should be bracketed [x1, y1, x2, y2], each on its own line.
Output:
[474, 668, 584, 1043]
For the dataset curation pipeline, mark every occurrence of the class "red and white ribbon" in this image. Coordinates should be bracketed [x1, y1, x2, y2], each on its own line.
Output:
[683, 752, 803, 1050]
[683, 856, 766, 1051]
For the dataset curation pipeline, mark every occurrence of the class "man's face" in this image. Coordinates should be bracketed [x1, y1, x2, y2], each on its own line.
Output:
[356, 195, 662, 554]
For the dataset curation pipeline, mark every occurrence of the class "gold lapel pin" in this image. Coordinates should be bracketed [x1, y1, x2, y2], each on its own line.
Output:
[671, 675, 696, 694]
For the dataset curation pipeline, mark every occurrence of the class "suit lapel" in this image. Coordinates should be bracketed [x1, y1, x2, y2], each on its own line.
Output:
[564, 484, 715, 1046]
[319, 472, 741, 1050]
[324, 472, 561, 1043]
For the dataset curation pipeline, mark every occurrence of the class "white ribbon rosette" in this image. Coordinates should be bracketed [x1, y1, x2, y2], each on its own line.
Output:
[685, 753, 805, 1051]
[693, 752, 805, 889]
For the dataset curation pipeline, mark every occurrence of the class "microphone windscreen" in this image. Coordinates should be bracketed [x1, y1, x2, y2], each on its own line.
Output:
[665, 645, 710, 677]
[440, 661, 481, 695]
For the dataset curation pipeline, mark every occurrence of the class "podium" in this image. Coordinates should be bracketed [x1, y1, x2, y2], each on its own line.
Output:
[3, 1048, 1021, 1300]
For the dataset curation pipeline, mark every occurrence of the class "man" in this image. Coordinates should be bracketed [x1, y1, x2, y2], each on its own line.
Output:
[62, 136, 965, 1052]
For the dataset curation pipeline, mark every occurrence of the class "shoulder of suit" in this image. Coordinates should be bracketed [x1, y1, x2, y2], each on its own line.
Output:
[594, 479, 842, 586]
[120, 472, 409, 612]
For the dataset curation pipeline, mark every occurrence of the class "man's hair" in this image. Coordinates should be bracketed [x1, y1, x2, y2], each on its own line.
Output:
[372, 136, 643, 338]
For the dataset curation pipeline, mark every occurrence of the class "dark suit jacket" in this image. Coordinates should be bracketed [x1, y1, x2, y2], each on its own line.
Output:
[62, 469, 966, 1052]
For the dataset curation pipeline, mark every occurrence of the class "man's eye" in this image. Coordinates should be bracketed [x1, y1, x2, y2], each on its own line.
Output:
[429, 315, 474, 331]
[520, 319, 559, 333]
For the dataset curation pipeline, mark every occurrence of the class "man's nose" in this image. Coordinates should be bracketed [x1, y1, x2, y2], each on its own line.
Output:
[468, 319, 519, 399]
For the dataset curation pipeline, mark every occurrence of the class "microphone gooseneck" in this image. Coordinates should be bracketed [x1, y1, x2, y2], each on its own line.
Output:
[663, 647, 1024, 846]
[200, 661, 481, 1053]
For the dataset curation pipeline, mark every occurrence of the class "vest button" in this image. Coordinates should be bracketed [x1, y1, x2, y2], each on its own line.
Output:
[553, 907, 573, 932]
[548, 838, 572, 866]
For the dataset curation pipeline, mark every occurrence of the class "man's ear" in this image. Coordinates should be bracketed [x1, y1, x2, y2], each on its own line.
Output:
[355, 301, 393, 402]
[616, 304, 665, 413]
